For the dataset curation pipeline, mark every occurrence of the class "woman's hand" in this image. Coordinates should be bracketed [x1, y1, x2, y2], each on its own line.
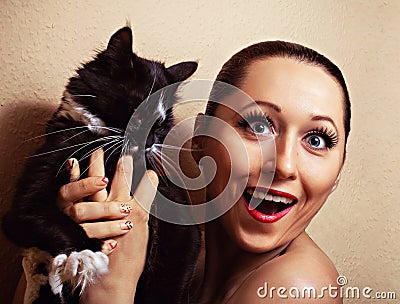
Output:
[57, 148, 159, 303]
[57, 149, 140, 253]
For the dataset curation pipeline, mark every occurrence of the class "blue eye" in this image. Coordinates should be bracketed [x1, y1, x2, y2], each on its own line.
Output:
[238, 111, 275, 137]
[306, 134, 327, 149]
[249, 122, 272, 135]
[305, 128, 338, 150]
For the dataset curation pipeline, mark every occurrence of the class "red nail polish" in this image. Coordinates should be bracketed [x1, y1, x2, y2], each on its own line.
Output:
[109, 241, 118, 250]
[101, 177, 109, 185]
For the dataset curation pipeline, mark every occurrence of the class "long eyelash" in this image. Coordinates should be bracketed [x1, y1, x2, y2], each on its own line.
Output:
[238, 110, 275, 131]
[308, 127, 338, 149]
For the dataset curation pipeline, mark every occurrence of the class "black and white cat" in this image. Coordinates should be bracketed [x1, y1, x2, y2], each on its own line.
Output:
[2, 26, 201, 303]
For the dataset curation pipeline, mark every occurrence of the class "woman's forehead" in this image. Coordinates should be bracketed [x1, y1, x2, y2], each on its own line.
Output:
[236, 57, 345, 127]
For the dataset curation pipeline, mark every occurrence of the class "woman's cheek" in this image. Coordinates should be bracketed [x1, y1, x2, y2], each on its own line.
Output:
[301, 153, 341, 201]
[203, 139, 231, 198]
[205, 128, 251, 189]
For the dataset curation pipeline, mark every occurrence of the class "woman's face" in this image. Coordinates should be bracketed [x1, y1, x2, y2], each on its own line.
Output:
[200, 57, 346, 253]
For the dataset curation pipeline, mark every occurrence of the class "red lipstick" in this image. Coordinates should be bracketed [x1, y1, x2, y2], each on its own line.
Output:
[243, 188, 297, 223]
[268, 189, 297, 201]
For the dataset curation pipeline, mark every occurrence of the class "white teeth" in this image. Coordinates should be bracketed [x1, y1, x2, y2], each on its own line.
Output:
[253, 190, 266, 200]
[271, 195, 281, 202]
[246, 189, 294, 205]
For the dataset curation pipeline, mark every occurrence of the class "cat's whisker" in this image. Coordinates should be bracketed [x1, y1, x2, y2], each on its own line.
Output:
[149, 151, 165, 175]
[29, 142, 93, 158]
[56, 135, 122, 172]
[70, 94, 97, 98]
[76, 138, 125, 179]
[151, 149, 182, 180]
[119, 140, 129, 158]
[101, 139, 124, 160]
[148, 153, 169, 185]
[105, 141, 125, 166]
[100, 126, 124, 134]
[55, 136, 121, 176]
[78, 136, 123, 161]
[159, 155, 181, 177]
[143, 67, 157, 104]
[24, 126, 124, 142]
[78, 139, 120, 164]
[147, 154, 159, 174]
[60, 129, 91, 144]
[152, 151, 185, 187]
[158, 151, 186, 178]
[153, 143, 202, 152]
[75, 139, 123, 175]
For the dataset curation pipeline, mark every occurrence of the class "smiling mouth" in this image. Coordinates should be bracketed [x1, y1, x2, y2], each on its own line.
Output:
[243, 188, 297, 215]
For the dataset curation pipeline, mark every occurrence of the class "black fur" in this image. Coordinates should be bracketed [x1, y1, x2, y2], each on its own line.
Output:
[2, 26, 200, 303]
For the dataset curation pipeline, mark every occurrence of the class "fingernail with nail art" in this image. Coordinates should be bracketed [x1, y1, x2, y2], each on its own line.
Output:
[120, 203, 132, 214]
[100, 177, 109, 185]
[109, 241, 118, 250]
[122, 221, 133, 230]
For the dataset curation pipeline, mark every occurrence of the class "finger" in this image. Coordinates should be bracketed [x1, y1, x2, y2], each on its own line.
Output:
[108, 155, 133, 201]
[88, 148, 108, 202]
[67, 158, 80, 182]
[101, 239, 118, 255]
[81, 220, 133, 239]
[132, 170, 159, 213]
[88, 148, 105, 177]
[64, 201, 132, 223]
[57, 176, 109, 210]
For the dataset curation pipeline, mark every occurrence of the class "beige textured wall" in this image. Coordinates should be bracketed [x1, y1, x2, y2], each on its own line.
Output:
[1, 1, 399, 303]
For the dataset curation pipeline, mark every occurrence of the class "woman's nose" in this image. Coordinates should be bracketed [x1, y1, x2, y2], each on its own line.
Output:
[273, 136, 297, 180]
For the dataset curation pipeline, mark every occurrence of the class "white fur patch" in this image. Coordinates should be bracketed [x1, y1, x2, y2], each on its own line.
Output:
[48, 250, 109, 296]
[75, 106, 105, 131]
[157, 90, 166, 121]
[62, 91, 107, 135]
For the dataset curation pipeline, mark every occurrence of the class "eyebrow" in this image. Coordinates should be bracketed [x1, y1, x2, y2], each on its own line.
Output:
[311, 115, 338, 133]
[242, 100, 282, 113]
[240, 100, 339, 132]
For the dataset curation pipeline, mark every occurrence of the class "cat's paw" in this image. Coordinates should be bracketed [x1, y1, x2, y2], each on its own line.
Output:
[48, 249, 109, 296]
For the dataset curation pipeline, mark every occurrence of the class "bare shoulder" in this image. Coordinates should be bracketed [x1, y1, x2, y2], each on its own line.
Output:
[228, 232, 342, 304]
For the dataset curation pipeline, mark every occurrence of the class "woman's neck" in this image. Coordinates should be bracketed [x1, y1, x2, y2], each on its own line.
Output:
[197, 219, 289, 303]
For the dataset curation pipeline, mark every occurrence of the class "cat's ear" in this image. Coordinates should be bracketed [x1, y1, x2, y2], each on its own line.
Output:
[107, 27, 133, 54]
[167, 61, 198, 82]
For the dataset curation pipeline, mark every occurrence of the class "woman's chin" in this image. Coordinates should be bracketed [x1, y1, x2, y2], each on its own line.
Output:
[219, 195, 291, 253]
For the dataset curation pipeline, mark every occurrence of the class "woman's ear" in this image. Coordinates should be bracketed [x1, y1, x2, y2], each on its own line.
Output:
[191, 113, 205, 163]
